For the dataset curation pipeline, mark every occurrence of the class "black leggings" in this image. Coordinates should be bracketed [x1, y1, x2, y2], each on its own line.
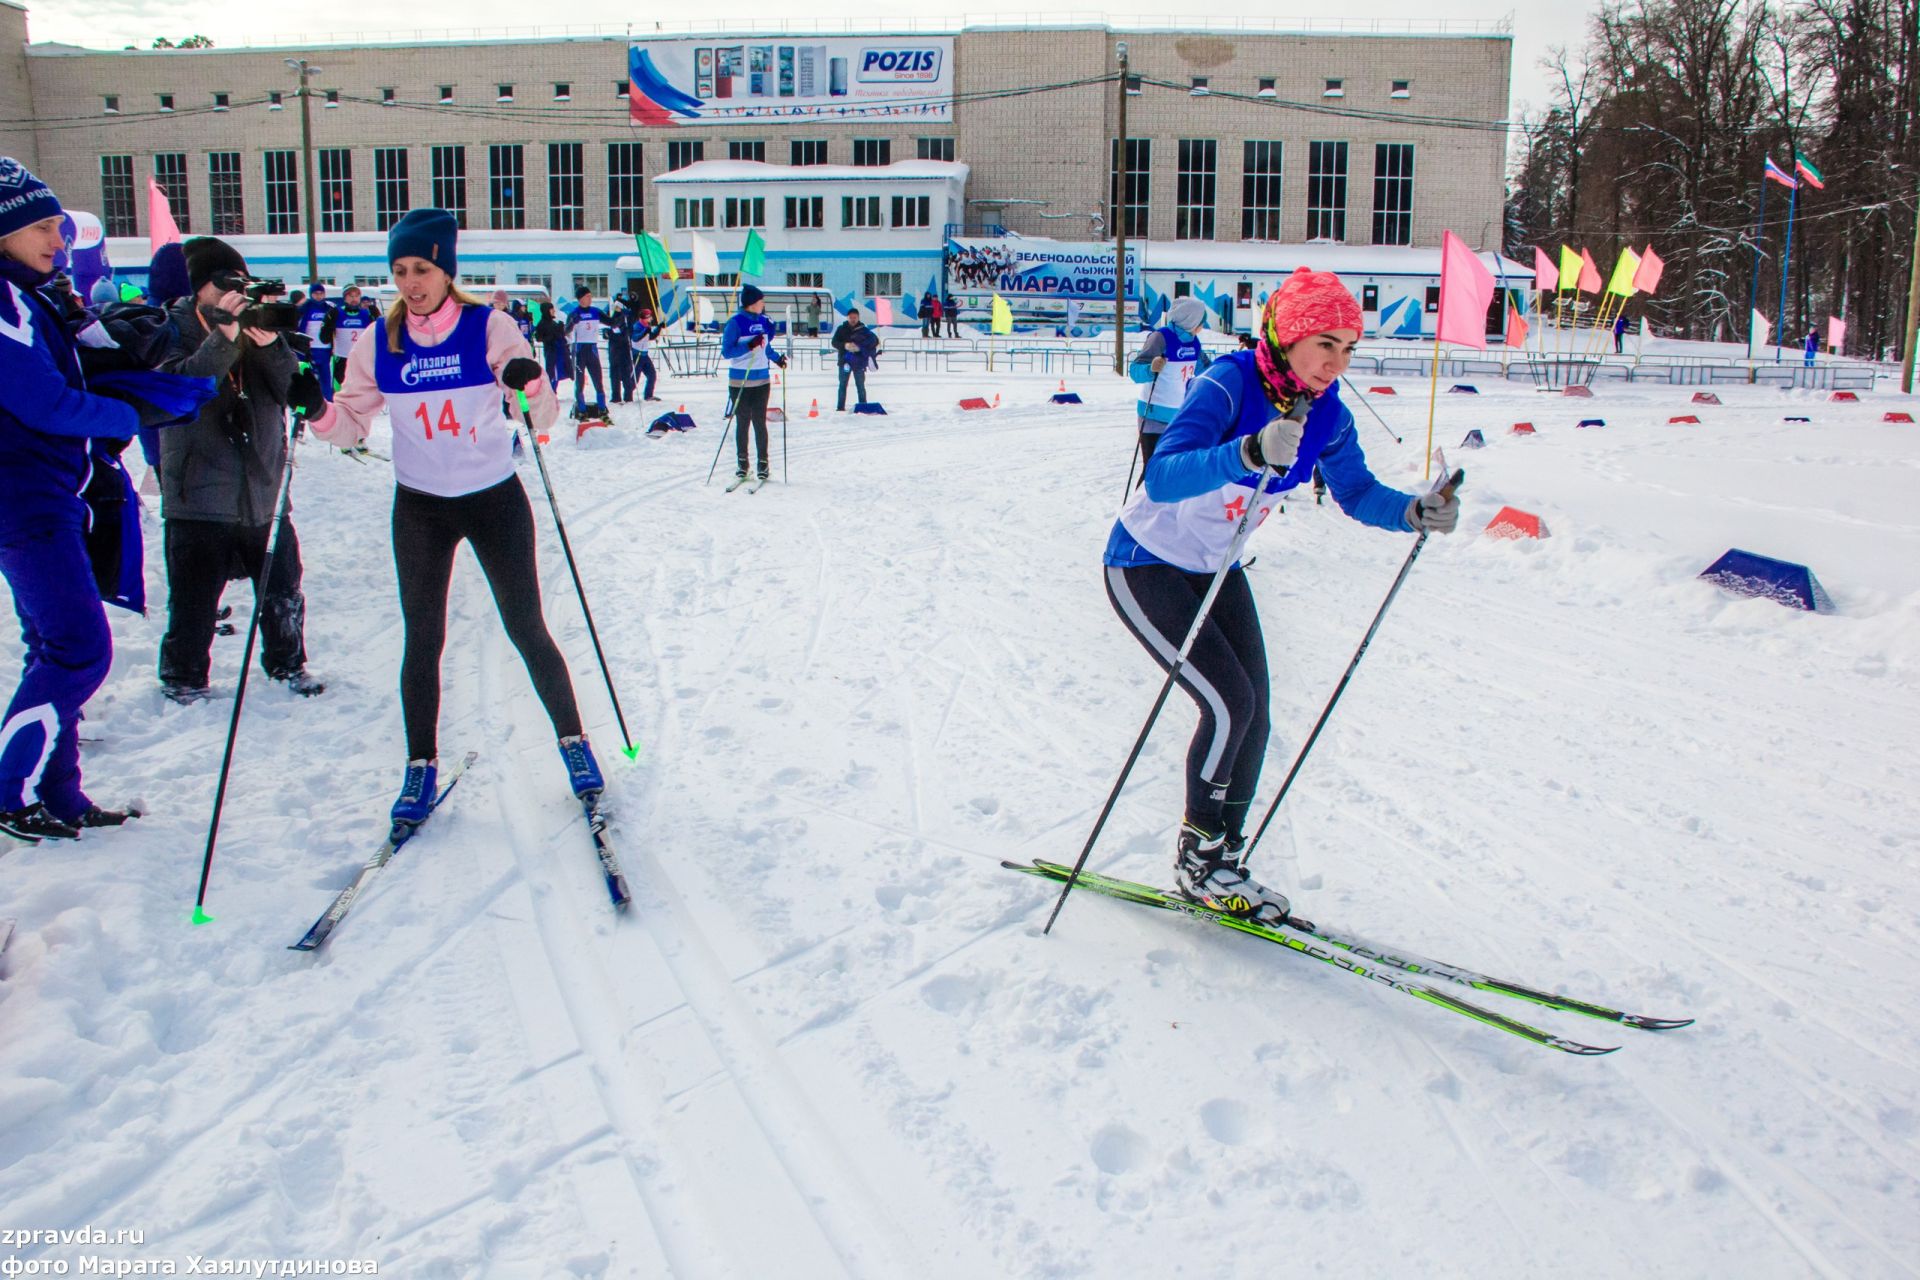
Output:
[733, 383, 771, 472]
[1105, 563, 1270, 838]
[392, 476, 582, 760]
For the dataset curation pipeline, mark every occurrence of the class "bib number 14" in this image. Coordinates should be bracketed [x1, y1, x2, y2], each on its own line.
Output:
[414, 400, 465, 440]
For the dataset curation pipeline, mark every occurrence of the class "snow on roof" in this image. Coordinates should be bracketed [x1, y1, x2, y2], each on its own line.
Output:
[654, 159, 970, 185]
[1133, 237, 1529, 279]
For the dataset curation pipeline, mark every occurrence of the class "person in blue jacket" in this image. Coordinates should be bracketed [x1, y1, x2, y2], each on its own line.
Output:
[1104, 266, 1460, 923]
[720, 284, 788, 482]
[566, 285, 608, 415]
[0, 159, 177, 839]
[295, 282, 338, 401]
[1129, 295, 1213, 482]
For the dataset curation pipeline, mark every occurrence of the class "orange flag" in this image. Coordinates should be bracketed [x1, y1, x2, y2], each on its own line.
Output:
[1506, 303, 1529, 349]
[1576, 248, 1602, 294]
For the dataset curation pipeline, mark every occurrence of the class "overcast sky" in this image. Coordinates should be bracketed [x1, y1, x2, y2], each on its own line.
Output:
[27, 0, 1595, 117]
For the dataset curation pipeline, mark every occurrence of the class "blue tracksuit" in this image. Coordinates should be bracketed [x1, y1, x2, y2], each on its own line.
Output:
[0, 270, 142, 819]
[720, 310, 785, 389]
[296, 298, 337, 399]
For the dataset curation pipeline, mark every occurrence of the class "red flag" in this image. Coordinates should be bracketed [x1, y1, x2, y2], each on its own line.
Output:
[1506, 303, 1529, 349]
[147, 179, 181, 256]
[1436, 230, 1495, 350]
[1532, 247, 1556, 292]
[1632, 245, 1665, 295]
[1577, 248, 1602, 294]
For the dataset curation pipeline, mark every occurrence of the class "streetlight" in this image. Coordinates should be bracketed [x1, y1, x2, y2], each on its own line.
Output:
[284, 58, 322, 284]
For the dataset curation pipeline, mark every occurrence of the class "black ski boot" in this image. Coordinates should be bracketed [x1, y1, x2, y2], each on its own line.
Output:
[0, 803, 81, 843]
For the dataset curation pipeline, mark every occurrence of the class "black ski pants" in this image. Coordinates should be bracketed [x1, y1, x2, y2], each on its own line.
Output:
[160, 517, 307, 689]
[733, 382, 772, 475]
[1105, 562, 1269, 839]
[392, 477, 582, 760]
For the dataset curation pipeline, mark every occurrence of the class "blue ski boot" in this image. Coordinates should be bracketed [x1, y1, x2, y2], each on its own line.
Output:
[390, 759, 437, 828]
[558, 735, 604, 800]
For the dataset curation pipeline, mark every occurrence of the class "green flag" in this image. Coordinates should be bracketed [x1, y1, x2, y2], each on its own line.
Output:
[741, 228, 767, 279]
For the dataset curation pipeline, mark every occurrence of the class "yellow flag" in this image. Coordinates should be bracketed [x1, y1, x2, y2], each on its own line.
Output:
[990, 293, 1013, 335]
[656, 227, 679, 281]
[1605, 247, 1641, 297]
[1557, 245, 1580, 291]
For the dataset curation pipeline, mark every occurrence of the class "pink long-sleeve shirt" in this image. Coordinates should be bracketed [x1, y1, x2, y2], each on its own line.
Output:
[310, 300, 559, 456]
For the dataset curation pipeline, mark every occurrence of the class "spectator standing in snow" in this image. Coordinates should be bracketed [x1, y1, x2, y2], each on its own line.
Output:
[332, 285, 376, 384]
[296, 282, 338, 401]
[607, 296, 636, 404]
[533, 299, 569, 391]
[1612, 312, 1628, 354]
[831, 308, 881, 411]
[632, 307, 661, 401]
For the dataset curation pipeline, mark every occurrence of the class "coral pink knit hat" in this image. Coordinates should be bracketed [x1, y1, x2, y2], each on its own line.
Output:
[1262, 266, 1364, 348]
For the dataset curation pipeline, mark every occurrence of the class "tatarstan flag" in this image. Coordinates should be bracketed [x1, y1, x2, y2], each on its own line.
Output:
[1793, 152, 1825, 190]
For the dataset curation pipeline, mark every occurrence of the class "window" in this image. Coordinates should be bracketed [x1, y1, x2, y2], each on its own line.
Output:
[213, 92, 230, 110]
[464, 272, 497, 287]
[784, 272, 824, 288]
[1391, 79, 1411, 99]
[268, 91, 283, 110]
[489, 144, 524, 230]
[784, 195, 823, 229]
[547, 142, 584, 231]
[553, 82, 571, 101]
[497, 84, 514, 102]
[791, 139, 828, 166]
[324, 89, 339, 108]
[103, 95, 119, 113]
[374, 147, 411, 231]
[607, 142, 645, 234]
[153, 153, 190, 233]
[431, 145, 467, 228]
[1257, 78, 1276, 98]
[890, 194, 930, 228]
[709, 272, 739, 288]
[1176, 139, 1216, 241]
[264, 150, 300, 235]
[1189, 77, 1209, 95]
[723, 196, 765, 229]
[614, 80, 628, 98]
[381, 87, 395, 105]
[516, 274, 552, 294]
[1323, 79, 1344, 98]
[728, 140, 765, 162]
[863, 271, 902, 299]
[209, 151, 244, 235]
[916, 137, 955, 162]
[99, 155, 135, 237]
[1371, 143, 1414, 246]
[842, 195, 882, 228]
[674, 197, 714, 229]
[667, 140, 704, 171]
[318, 148, 353, 232]
[438, 85, 454, 103]
[158, 93, 174, 112]
[1124, 74, 1142, 95]
[852, 138, 891, 167]
[1242, 141, 1283, 240]
[1307, 141, 1348, 241]
[1109, 138, 1151, 238]
[352, 274, 385, 288]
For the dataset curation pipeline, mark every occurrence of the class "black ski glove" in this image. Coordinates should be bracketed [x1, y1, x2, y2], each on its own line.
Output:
[501, 357, 543, 391]
[286, 366, 327, 421]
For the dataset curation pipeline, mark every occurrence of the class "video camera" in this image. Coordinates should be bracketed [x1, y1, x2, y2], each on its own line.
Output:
[208, 270, 302, 332]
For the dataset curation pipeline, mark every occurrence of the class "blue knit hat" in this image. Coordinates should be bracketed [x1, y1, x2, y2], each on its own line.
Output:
[147, 242, 190, 303]
[0, 156, 63, 240]
[387, 207, 459, 278]
[739, 283, 764, 307]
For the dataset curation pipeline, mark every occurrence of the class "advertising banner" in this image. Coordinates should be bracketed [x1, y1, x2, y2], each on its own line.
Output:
[945, 236, 1138, 301]
[629, 36, 954, 126]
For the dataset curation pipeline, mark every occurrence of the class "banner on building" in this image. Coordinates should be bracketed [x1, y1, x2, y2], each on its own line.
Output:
[629, 37, 954, 126]
[945, 236, 1138, 301]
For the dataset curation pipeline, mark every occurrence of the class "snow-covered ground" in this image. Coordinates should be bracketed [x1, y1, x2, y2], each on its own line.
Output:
[3, 357, 1918, 1278]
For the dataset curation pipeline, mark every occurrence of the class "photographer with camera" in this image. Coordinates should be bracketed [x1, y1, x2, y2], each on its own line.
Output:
[154, 237, 326, 705]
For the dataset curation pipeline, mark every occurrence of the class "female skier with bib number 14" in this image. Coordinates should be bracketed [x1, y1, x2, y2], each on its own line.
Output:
[308, 208, 606, 825]
[1103, 267, 1459, 923]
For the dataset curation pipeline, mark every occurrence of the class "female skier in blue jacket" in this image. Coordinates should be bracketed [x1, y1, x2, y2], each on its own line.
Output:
[1104, 267, 1459, 922]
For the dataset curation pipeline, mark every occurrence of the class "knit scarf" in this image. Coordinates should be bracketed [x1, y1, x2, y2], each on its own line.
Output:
[1251, 332, 1313, 421]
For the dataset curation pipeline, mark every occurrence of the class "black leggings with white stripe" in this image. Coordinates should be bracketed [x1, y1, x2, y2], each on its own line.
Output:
[1105, 563, 1270, 839]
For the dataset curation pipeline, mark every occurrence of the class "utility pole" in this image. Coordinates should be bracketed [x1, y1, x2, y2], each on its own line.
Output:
[285, 58, 321, 285]
[1113, 42, 1129, 375]
[1903, 182, 1920, 394]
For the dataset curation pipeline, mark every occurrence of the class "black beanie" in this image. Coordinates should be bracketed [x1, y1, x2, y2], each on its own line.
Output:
[739, 283, 764, 307]
[183, 237, 249, 292]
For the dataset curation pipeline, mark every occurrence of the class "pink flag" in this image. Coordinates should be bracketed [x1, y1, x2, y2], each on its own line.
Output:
[1436, 230, 1495, 350]
[147, 179, 181, 255]
[1505, 303, 1529, 349]
[873, 296, 893, 326]
[1532, 247, 1557, 292]
[1577, 248, 1602, 294]
[1826, 315, 1846, 352]
[1632, 245, 1665, 295]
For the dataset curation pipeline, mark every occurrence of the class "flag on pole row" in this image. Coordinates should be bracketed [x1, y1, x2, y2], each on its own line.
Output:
[1632, 245, 1665, 295]
[1436, 230, 1495, 350]
[1793, 152, 1825, 190]
[1606, 247, 1641, 297]
[874, 296, 893, 326]
[1827, 315, 1846, 352]
[633, 232, 677, 280]
[148, 179, 181, 257]
[990, 293, 1013, 335]
[1748, 309, 1771, 361]
[1557, 245, 1581, 291]
[1577, 248, 1602, 294]
[1533, 246, 1557, 292]
[1763, 157, 1799, 190]
[690, 231, 719, 278]
[740, 228, 767, 279]
[1506, 303, 1529, 349]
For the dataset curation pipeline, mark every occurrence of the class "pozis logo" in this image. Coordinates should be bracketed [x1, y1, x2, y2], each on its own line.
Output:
[857, 47, 942, 82]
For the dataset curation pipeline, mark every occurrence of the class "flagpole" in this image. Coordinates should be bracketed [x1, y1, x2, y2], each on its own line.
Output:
[1774, 180, 1797, 363]
[1747, 177, 1768, 354]
[1423, 322, 1441, 482]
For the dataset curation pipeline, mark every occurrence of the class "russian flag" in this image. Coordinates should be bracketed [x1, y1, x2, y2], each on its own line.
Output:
[1762, 157, 1798, 190]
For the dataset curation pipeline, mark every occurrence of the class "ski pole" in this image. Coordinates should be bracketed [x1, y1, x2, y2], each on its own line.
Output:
[517, 392, 640, 762]
[781, 362, 789, 483]
[193, 381, 306, 926]
[1244, 468, 1464, 859]
[703, 385, 742, 484]
[1043, 464, 1277, 936]
[1340, 374, 1404, 446]
[1123, 363, 1165, 498]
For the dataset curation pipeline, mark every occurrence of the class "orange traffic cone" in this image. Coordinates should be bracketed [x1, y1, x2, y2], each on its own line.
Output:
[1058, 378, 1067, 393]
[993, 393, 1001, 407]
[677, 404, 686, 413]
[808, 398, 820, 419]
